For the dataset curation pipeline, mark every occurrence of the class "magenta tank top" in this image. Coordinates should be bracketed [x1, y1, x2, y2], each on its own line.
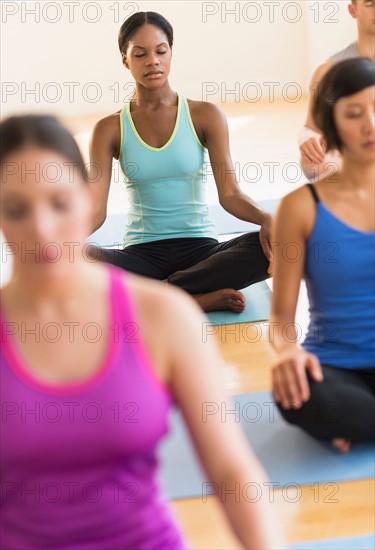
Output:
[0, 265, 187, 550]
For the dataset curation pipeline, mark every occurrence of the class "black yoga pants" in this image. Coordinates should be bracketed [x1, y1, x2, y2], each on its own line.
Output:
[91, 233, 269, 294]
[278, 365, 375, 443]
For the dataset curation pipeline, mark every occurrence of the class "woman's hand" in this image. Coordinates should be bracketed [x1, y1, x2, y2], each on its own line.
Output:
[272, 348, 323, 409]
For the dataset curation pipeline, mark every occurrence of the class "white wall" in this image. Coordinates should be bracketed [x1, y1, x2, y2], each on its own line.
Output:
[1, 1, 356, 117]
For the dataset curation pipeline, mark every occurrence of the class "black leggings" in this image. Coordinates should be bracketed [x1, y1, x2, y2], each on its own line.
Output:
[278, 365, 375, 443]
[91, 233, 269, 294]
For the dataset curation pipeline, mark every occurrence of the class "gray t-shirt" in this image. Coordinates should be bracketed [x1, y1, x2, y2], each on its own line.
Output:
[330, 42, 361, 64]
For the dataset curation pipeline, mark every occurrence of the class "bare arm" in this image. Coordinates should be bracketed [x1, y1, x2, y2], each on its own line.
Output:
[270, 188, 323, 408]
[271, 189, 309, 352]
[201, 102, 273, 260]
[299, 60, 340, 181]
[133, 278, 285, 549]
[88, 114, 120, 233]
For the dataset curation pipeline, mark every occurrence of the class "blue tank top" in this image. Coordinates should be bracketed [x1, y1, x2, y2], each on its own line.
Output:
[119, 93, 218, 246]
[303, 185, 375, 369]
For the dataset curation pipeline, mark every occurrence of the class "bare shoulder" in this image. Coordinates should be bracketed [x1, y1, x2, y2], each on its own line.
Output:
[0, 286, 6, 305]
[276, 185, 316, 238]
[90, 111, 121, 157]
[125, 273, 201, 327]
[279, 184, 314, 211]
[92, 111, 121, 138]
[186, 99, 226, 123]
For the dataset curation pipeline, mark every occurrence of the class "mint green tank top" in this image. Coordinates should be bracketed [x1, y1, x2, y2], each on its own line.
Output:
[119, 93, 218, 246]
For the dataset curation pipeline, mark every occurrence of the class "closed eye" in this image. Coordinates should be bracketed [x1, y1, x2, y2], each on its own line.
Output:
[3, 208, 28, 220]
[134, 51, 167, 58]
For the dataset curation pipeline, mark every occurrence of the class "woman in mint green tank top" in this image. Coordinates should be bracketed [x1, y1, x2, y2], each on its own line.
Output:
[89, 11, 272, 313]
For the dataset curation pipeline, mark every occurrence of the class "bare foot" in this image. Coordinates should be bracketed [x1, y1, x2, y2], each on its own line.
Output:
[193, 289, 246, 313]
[332, 438, 351, 453]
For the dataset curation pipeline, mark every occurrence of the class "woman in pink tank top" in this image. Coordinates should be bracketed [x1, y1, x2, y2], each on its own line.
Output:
[0, 115, 284, 550]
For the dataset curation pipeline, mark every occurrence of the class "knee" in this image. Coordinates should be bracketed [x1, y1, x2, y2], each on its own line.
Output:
[242, 232, 269, 273]
[86, 245, 105, 262]
[167, 271, 183, 287]
[276, 380, 339, 427]
[276, 402, 304, 426]
[277, 381, 375, 443]
[242, 231, 262, 249]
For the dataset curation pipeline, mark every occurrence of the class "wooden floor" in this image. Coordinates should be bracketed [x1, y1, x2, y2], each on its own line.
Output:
[171, 325, 375, 549]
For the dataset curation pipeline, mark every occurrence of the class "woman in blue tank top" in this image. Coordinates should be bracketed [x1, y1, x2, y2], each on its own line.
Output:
[270, 58, 375, 452]
[89, 11, 272, 313]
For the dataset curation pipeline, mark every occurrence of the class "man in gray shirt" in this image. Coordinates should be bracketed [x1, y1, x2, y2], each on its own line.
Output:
[299, 0, 375, 181]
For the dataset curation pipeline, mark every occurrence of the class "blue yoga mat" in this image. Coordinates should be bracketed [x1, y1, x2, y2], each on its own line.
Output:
[206, 280, 271, 325]
[290, 533, 375, 550]
[158, 391, 375, 500]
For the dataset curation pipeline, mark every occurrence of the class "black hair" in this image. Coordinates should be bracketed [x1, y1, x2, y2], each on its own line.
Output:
[0, 114, 87, 181]
[118, 11, 173, 55]
[313, 57, 375, 152]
